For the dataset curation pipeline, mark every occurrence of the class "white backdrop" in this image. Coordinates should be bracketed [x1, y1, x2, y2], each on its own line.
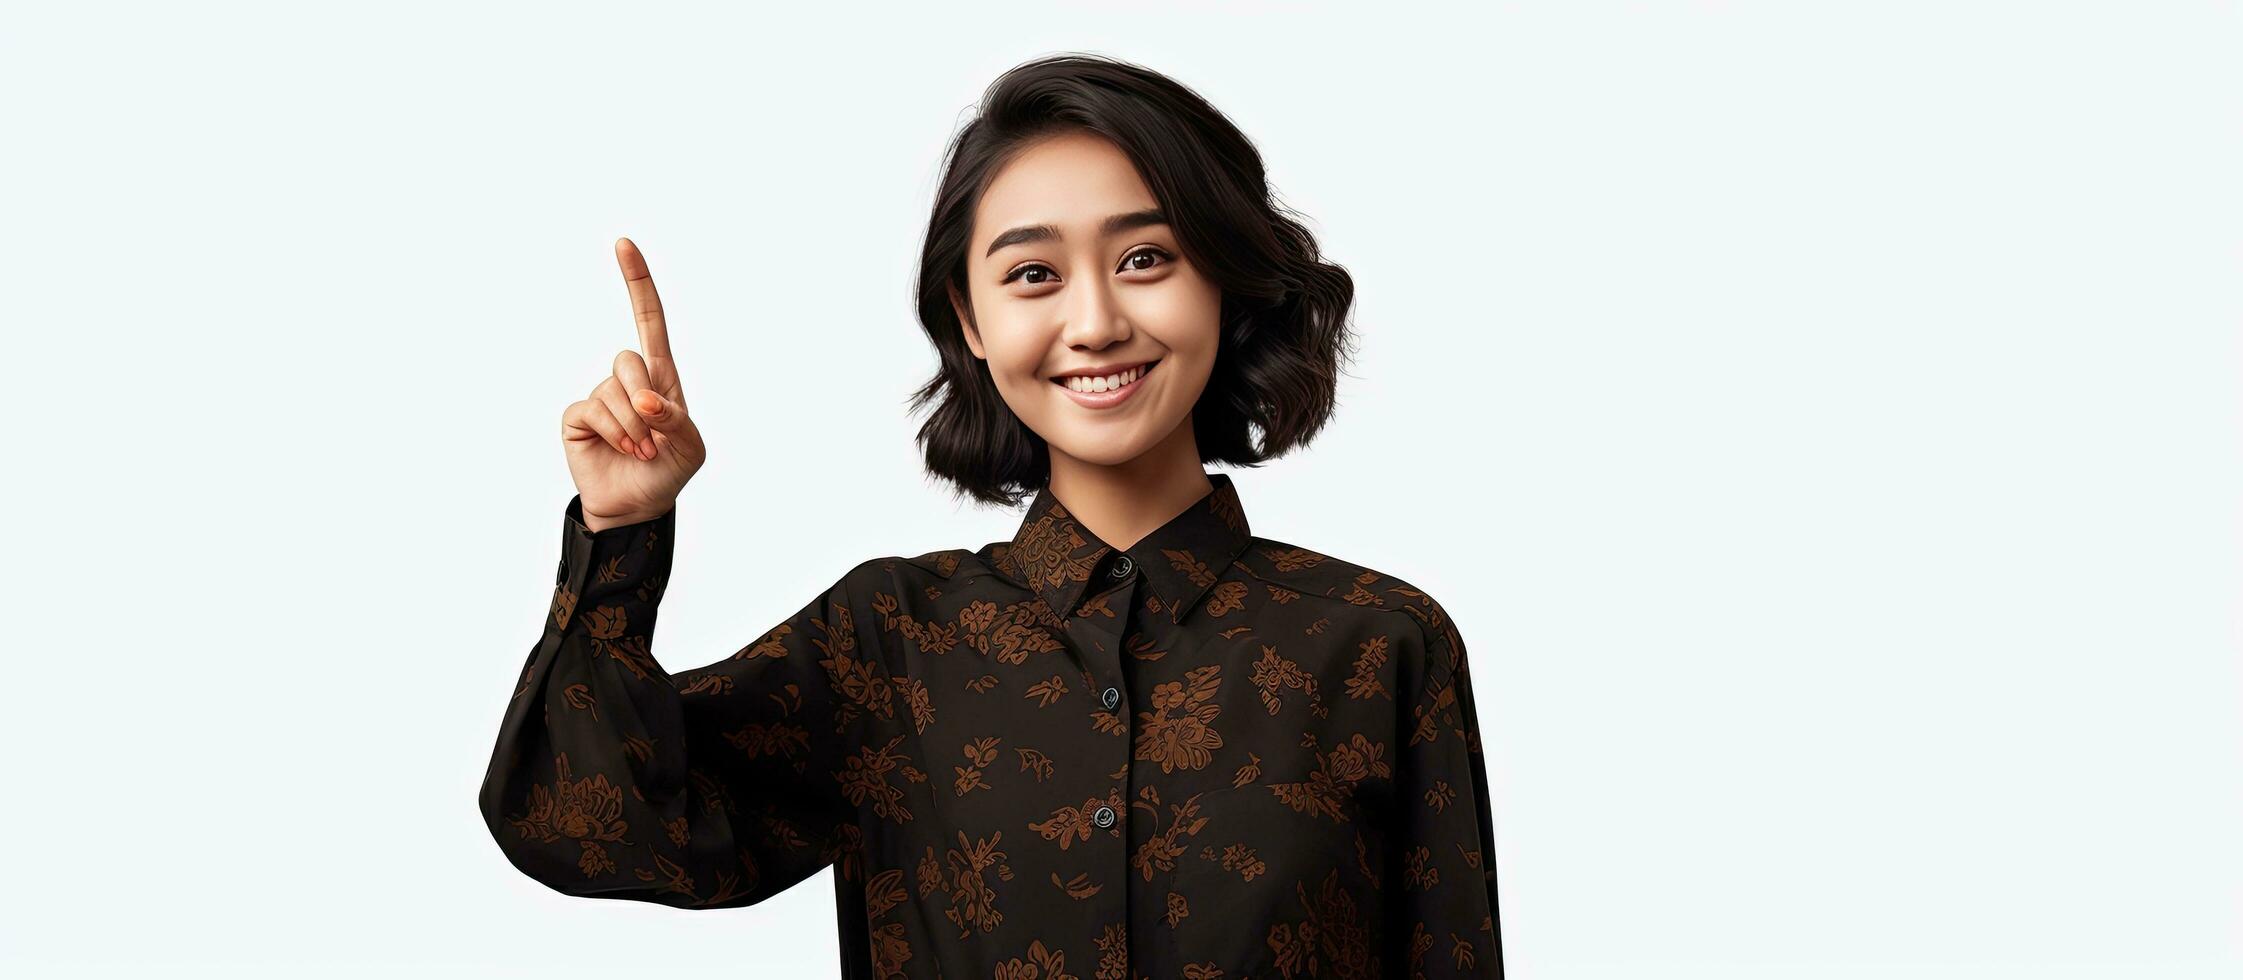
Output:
[3, 1, 2237, 977]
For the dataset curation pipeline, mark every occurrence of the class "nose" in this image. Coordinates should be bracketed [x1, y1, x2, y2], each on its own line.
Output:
[1058, 271, 1130, 349]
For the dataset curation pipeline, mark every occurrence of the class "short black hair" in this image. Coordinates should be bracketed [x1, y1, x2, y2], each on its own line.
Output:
[908, 52, 1358, 507]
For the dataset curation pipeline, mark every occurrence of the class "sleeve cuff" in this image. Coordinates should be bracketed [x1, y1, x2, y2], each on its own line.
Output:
[551, 494, 678, 632]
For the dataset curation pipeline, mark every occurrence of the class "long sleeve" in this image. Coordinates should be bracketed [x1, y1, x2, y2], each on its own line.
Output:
[1387, 601, 1505, 977]
[477, 494, 867, 909]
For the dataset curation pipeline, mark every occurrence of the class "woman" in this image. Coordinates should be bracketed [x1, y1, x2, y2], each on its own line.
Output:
[477, 53, 1503, 979]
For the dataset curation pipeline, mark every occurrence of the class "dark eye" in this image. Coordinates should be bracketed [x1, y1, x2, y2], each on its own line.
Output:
[1122, 247, 1171, 272]
[1002, 264, 1057, 286]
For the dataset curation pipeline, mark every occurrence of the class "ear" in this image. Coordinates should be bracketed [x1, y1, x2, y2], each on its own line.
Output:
[949, 281, 985, 360]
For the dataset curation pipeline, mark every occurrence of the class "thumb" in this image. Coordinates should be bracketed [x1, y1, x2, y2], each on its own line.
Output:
[630, 388, 685, 430]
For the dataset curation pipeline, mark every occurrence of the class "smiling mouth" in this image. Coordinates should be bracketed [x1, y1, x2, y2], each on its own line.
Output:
[1050, 359, 1160, 393]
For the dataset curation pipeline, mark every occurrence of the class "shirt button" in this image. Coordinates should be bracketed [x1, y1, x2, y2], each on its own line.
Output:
[1099, 686, 1121, 710]
[1092, 805, 1117, 828]
[1109, 554, 1134, 579]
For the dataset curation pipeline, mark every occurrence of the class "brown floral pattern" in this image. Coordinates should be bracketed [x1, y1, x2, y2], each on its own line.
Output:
[478, 471, 1502, 976]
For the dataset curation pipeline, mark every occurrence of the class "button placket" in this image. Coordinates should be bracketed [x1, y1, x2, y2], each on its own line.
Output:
[1086, 552, 1135, 720]
[1053, 565, 1138, 970]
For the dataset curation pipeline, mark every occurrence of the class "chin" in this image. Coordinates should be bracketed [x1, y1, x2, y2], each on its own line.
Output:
[1045, 435, 1156, 468]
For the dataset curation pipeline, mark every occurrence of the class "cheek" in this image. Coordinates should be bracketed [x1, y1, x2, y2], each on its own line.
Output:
[975, 314, 1051, 388]
[1132, 280, 1224, 354]
[1121, 266, 1229, 325]
[1131, 288, 1205, 328]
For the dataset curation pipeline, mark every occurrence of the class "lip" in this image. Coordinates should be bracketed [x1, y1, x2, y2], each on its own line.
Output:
[1051, 358, 1159, 410]
[1050, 359, 1157, 380]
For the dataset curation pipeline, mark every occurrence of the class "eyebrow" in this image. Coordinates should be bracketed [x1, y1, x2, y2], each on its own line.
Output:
[983, 208, 1170, 258]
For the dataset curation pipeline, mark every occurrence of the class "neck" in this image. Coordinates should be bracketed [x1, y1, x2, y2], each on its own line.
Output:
[1044, 420, 1211, 553]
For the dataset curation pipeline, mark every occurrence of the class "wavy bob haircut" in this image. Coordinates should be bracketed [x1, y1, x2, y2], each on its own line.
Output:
[909, 53, 1358, 507]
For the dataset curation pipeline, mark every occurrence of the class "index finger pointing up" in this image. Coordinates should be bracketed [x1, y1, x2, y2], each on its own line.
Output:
[614, 237, 672, 363]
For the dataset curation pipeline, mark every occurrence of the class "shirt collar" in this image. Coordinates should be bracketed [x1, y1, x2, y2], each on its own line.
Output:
[1001, 471, 1253, 624]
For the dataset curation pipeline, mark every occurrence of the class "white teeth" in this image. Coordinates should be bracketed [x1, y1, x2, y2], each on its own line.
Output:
[1064, 365, 1144, 393]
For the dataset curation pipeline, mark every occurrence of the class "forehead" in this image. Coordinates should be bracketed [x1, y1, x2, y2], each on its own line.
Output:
[974, 132, 1160, 242]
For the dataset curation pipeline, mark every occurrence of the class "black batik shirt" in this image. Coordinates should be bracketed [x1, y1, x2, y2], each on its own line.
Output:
[478, 471, 1504, 978]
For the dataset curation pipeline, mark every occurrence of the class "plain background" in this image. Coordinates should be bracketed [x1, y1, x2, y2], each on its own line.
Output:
[3, 1, 2236, 977]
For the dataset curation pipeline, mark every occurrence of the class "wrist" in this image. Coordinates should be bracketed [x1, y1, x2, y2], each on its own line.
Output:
[583, 509, 666, 534]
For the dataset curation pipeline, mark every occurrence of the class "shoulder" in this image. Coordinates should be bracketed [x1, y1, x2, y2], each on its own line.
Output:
[820, 537, 1055, 599]
[1233, 534, 1464, 668]
[831, 548, 988, 595]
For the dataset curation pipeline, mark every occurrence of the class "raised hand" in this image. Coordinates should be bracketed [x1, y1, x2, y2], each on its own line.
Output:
[560, 238, 708, 531]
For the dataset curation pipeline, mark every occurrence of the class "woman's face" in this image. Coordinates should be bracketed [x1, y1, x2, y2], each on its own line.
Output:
[951, 131, 1223, 471]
